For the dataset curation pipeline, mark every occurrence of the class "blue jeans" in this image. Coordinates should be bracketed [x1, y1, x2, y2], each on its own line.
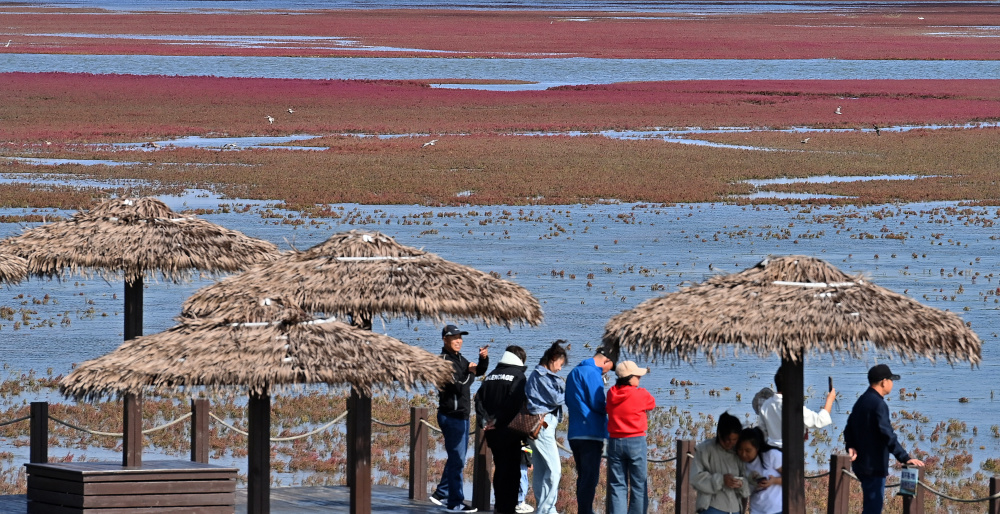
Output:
[530, 413, 561, 514]
[435, 413, 469, 508]
[569, 438, 605, 514]
[859, 474, 886, 514]
[607, 436, 648, 514]
[519, 462, 529, 503]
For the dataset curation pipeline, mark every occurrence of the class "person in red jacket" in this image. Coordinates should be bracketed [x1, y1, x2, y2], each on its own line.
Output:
[606, 361, 656, 514]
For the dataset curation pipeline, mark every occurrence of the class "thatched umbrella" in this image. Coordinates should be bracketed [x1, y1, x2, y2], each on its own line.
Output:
[0, 251, 28, 284]
[180, 229, 543, 514]
[602, 255, 981, 514]
[60, 303, 452, 514]
[182, 229, 543, 326]
[2, 197, 279, 466]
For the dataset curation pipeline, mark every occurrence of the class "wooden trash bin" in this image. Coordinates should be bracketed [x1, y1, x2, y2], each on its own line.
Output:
[25, 460, 237, 513]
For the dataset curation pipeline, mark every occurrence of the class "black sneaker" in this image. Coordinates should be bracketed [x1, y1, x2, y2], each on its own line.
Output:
[429, 490, 446, 507]
[447, 505, 478, 513]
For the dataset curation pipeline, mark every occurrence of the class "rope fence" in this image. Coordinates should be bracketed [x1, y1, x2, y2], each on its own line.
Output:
[0, 415, 30, 427]
[209, 411, 349, 441]
[49, 413, 192, 437]
[842, 467, 1000, 503]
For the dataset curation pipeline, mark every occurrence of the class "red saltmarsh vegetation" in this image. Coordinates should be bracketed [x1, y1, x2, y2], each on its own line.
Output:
[3, 73, 1000, 140]
[2, 7, 999, 59]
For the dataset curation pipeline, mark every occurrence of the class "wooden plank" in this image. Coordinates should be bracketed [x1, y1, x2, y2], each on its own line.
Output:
[26, 461, 237, 482]
[28, 489, 234, 508]
[29, 502, 234, 514]
[29, 476, 234, 496]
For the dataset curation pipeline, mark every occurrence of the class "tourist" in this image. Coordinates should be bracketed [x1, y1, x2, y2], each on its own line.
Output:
[692, 412, 751, 514]
[432, 324, 489, 512]
[474, 345, 528, 514]
[565, 347, 615, 514]
[605, 360, 656, 514]
[737, 427, 782, 514]
[844, 364, 925, 514]
[524, 341, 567, 514]
[757, 366, 836, 447]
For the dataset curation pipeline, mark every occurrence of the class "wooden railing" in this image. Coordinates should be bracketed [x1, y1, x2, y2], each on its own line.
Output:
[19, 401, 1000, 513]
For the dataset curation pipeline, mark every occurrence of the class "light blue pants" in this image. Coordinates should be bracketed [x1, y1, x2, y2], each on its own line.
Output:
[530, 413, 561, 514]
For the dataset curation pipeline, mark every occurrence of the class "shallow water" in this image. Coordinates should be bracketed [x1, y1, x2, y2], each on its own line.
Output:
[2, 193, 999, 475]
[3, 54, 1000, 87]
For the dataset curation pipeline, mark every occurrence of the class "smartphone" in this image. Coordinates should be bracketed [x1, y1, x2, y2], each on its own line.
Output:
[828, 376, 834, 392]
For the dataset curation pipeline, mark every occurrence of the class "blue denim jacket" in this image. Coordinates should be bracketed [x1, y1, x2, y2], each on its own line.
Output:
[525, 364, 565, 422]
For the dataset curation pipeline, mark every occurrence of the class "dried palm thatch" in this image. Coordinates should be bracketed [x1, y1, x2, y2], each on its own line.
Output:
[603, 255, 982, 365]
[60, 303, 453, 401]
[2, 197, 279, 282]
[181, 230, 543, 326]
[0, 251, 28, 284]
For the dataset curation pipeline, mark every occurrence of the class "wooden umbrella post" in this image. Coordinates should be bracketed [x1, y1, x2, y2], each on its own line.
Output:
[347, 387, 373, 514]
[123, 276, 143, 467]
[781, 356, 806, 514]
[248, 392, 271, 514]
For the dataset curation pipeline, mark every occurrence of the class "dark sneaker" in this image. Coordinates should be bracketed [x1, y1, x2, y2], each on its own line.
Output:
[447, 505, 478, 512]
[429, 490, 446, 507]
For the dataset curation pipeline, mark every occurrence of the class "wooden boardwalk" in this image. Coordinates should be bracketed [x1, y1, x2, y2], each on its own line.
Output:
[0, 485, 470, 513]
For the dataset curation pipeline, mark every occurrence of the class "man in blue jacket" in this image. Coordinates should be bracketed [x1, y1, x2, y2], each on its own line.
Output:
[432, 324, 488, 512]
[844, 364, 925, 514]
[564, 347, 614, 514]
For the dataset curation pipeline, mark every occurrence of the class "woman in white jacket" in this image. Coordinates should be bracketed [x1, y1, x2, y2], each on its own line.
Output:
[691, 412, 751, 514]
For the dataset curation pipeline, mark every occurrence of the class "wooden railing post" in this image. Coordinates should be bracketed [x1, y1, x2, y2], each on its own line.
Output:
[346, 388, 372, 514]
[409, 407, 428, 501]
[675, 439, 695, 514]
[989, 477, 1000, 514]
[901, 466, 924, 514]
[191, 398, 209, 463]
[248, 393, 271, 514]
[471, 420, 492, 512]
[122, 393, 142, 467]
[827, 454, 851, 514]
[30, 401, 48, 464]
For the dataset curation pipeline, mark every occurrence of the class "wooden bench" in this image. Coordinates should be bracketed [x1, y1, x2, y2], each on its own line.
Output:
[25, 460, 237, 514]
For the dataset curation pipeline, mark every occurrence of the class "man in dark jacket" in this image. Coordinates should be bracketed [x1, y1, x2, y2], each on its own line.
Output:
[475, 345, 528, 514]
[432, 324, 488, 512]
[844, 364, 925, 514]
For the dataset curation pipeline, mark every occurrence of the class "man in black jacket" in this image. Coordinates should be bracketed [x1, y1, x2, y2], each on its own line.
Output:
[844, 364, 925, 513]
[475, 346, 528, 514]
[432, 324, 488, 512]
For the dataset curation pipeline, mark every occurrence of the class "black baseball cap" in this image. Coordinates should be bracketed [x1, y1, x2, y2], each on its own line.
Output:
[868, 364, 901, 383]
[442, 324, 469, 338]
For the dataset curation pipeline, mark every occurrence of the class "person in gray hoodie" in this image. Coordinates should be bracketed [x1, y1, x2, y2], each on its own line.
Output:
[692, 412, 751, 514]
[524, 341, 567, 514]
[475, 346, 529, 514]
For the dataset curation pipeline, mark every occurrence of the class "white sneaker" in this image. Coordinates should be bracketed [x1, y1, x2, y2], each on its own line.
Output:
[515, 502, 535, 513]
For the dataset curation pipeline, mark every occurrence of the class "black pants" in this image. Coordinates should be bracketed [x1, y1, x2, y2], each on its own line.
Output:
[486, 428, 523, 514]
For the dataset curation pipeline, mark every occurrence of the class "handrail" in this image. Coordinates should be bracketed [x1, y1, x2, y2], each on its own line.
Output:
[49, 413, 192, 437]
[209, 411, 348, 441]
[842, 467, 1000, 503]
[0, 415, 30, 427]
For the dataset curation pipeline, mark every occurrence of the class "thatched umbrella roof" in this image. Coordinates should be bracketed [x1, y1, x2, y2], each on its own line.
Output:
[181, 229, 543, 326]
[2, 197, 279, 282]
[603, 255, 981, 365]
[60, 305, 453, 400]
[602, 255, 982, 514]
[0, 251, 28, 284]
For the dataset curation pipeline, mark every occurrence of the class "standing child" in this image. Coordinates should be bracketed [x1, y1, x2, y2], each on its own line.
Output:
[605, 361, 656, 514]
[737, 427, 782, 514]
[516, 445, 534, 513]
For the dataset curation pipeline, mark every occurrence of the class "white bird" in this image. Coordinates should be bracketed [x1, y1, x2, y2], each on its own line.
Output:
[266, 115, 275, 124]
[4, 40, 10, 48]
[835, 106, 842, 115]
[422, 139, 438, 148]
[287, 108, 295, 114]
[918, 16, 925, 20]
[800, 137, 810, 144]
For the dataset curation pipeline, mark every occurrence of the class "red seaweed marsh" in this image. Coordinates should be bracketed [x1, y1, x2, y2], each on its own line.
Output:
[2, 3, 1000, 512]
